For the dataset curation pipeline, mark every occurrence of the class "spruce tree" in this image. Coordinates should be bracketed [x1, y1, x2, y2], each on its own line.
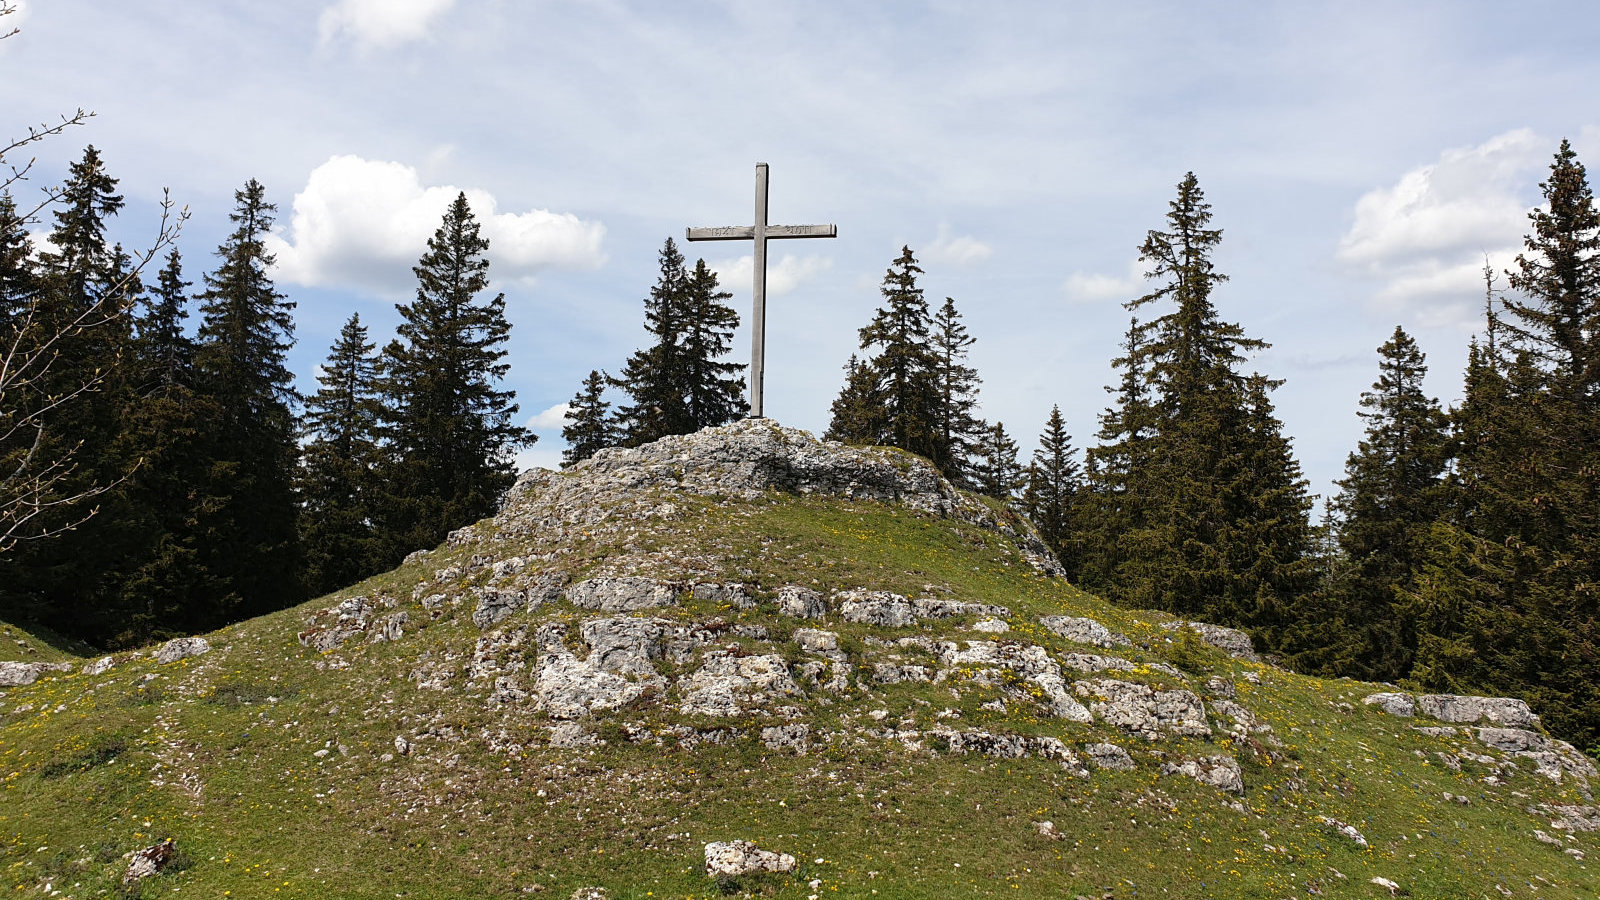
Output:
[114, 248, 219, 642]
[853, 246, 941, 461]
[930, 296, 984, 484]
[1088, 174, 1314, 638]
[824, 354, 884, 445]
[971, 421, 1023, 501]
[1289, 327, 1447, 680]
[193, 179, 305, 624]
[1, 147, 142, 641]
[379, 193, 532, 563]
[614, 238, 693, 445]
[1023, 405, 1081, 578]
[562, 370, 618, 467]
[1410, 142, 1600, 746]
[679, 259, 748, 428]
[0, 193, 35, 325]
[299, 313, 385, 596]
[1079, 318, 1157, 593]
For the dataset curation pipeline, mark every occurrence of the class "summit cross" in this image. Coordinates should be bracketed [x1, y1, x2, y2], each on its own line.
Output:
[686, 162, 836, 418]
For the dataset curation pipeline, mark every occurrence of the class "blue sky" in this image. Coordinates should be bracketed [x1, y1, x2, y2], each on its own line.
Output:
[5, 0, 1599, 501]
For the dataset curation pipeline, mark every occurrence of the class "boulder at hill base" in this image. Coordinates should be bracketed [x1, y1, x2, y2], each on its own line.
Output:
[2, 420, 1596, 898]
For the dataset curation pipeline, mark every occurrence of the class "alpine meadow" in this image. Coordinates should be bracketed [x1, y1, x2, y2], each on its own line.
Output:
[4, 2, 1600, 898]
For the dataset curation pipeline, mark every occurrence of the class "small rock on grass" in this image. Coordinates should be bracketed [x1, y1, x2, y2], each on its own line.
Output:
[704, 840, 797, 877]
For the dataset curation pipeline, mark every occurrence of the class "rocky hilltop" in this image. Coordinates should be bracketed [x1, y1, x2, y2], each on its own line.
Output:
[2, 420, 1598, 898]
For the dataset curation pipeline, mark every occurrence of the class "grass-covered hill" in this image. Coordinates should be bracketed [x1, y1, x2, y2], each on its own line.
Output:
[2, 420, 1597, 899]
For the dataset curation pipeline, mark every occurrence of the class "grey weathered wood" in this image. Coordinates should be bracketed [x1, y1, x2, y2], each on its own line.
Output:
[686, 162, 837, 418]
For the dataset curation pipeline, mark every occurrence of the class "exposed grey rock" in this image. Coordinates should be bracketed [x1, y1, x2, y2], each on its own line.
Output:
[499, 419, 1063, 577]
[693, 582, 754, 609]
[534, 652, 653, 719]
[1476, 727, 1549, 753]
[1412, 726, 1460, 737]
[154, 637, 211, 664]
[678, 652, 801, 717]
[1211, 699, 1268, 737]
[835, 590, 917, 627]
[760, 723, 811, 754]
[776, 585, 826, 619]
[1058, 652, 1137, 673]
[1040, 615, 1131, 649]
[1416, 693, 1538, 728]
[298, 595, 374, 650]
[122, 839, 176, 884]
[1545, 805, 1600, 832]
[565, 576, 682, 612]
[1316, 816, 1368, 847]
[1084, 742, 1135, 771]
[1162, 754, 1244, 794]
[1363, 692, 1416, 717]
[548, 721, 599, 748]
[580, 617, 665, 678]
[873, 663, 933, 684]
[792, 628, 839, 653]
[704, 840, 797, 877]
[937, 640, 1092, 722]
[913, 597, 1009, 619]
[371, 612, 409, 644]
[82, 656, 117, 677]
[972, 617, 1009, 633]
[1161, 621, 1258, 661]
[472, 587, 527, 629]
[569, 887, 607, 900]
[1205, 676, 1236, 699]
[1075, 678, 1210, 740]
[0, 660, 71, 687]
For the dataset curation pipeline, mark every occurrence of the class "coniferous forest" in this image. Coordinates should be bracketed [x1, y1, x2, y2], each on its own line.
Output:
[5, 134, 1600, 753]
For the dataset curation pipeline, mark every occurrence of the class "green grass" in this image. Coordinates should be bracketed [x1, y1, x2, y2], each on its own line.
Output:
[0, 488, 1595, 898]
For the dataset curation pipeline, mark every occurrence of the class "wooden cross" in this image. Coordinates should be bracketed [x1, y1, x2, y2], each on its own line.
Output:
[687, 162, 836, 418]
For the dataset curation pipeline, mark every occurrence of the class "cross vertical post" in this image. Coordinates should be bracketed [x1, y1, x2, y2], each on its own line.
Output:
[751, 163, 769, 418]
[687, 163, 836, 419]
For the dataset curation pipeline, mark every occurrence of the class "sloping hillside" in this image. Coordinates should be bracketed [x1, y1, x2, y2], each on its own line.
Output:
[2, 420, 1596, 899]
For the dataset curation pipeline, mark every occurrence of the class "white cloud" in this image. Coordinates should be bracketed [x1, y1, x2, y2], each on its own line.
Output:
[1338, 128, 1547, 322]
[514, 445, 564, 473]
[708, 254, 833, 298]
[318, 0, 457, 49]
[266, 155, 606, 295]
[922, 225, 993, 267]
[1062, 258, 1143, 304]
[527, 402, 572, 430]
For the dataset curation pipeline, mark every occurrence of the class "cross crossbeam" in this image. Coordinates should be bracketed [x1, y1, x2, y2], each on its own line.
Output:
[686, 162, 836, 418]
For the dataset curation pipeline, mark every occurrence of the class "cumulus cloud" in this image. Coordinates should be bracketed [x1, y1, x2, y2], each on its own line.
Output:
[266, 155, 606, 295]
[922, 225, 993, 267]
[1062, 259, 1144, 304]
[1338, 129, 1548, 323]
[527, 402, 572, 430]
[318, 0, 457, 49]
[708, 254, 833, 298]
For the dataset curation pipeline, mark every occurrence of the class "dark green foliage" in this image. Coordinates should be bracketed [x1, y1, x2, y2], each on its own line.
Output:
[1022, 405, 1081, 579]
[1410, 141, 1600, 747]
[614, 238, 693, 444]
[970, 421, 1023, 501]
[378, 193, 532, 563]
[112, 248, 223, 643]
[562, 370, 618, 467]
[0, 192, 36, 324]
[679, 259, 748, 428]
[298, 314, 385, 595]
[856, 247, 942, 462]
[824, 354, 884, 445]
[1286, 327, 1447, 681]
[0, 147, 144, 642]
[930, 296, 984, 484]
[613, 240, 746, 446]
[192, 179, 305, 623]
[1080, 174, 1314, 640]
